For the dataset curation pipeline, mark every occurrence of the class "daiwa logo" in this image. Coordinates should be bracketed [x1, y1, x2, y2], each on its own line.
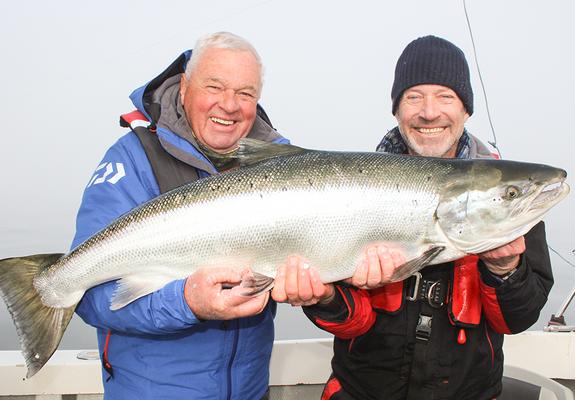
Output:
[87, 162, 126, 188]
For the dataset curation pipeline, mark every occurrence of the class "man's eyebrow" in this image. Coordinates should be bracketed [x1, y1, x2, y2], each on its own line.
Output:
[435, 89, 457, 95]
[237, 85, 258, 93]
[204, 77, 258, 93]
[204, 77, 225, 85]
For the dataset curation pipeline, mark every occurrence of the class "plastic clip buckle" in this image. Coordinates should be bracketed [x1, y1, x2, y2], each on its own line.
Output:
[416, 314, 433, 341]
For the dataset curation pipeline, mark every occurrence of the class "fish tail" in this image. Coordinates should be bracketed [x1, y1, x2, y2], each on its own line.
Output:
[0, 253, 74, 378]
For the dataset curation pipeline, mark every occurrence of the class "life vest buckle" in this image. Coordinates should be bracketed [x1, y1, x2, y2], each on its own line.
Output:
[406, 273, 446, 309]
[415, 313, 433, 341]
[426, 280, 445, 309]
[406, 272, 422, 301]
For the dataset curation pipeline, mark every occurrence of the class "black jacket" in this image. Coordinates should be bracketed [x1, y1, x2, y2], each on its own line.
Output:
[304, 221, 553, 400]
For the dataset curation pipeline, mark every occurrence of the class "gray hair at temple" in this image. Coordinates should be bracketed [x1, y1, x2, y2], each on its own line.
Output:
[185, 31, 264, 85]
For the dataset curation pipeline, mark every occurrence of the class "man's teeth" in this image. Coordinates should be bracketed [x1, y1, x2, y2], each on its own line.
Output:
[417, 127, 444, 134]
[210, 117, 234, 125]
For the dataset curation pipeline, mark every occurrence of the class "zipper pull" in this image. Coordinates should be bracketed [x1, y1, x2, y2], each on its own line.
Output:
[457, 328, 467, 345]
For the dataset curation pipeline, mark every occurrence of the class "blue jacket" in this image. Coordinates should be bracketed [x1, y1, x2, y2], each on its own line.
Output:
[72, 50, 288, 400]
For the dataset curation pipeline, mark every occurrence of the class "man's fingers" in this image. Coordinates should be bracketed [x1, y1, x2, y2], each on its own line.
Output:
[390, 250, 406, 267]
[309, 267, 327, 299]
[205, 267, 243, 287]
[297, 261, 314, 302]
[347, 245, 410, 289]
[224, 289, 270, 317]
[479, 237, 524, 273]
[508, 236, 526, 254]
[271, 264, 288, 302]
[284, 256, 314, 302]
[272, 256, 333, 306]
[285, 256, 300, 300]
[388, 250, 405, 281]
[352, 258, 369, 287]
[366, 247, 383, 287]
[481, 236, 526, 259]
[185, 267, 270, 320]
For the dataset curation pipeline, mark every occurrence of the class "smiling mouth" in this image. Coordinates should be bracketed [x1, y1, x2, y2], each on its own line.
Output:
[210, 117, 235, 126]
[416, 127, 445, 134]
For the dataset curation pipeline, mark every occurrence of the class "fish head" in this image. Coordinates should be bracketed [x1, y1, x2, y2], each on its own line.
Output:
[435, 159, 569, 254]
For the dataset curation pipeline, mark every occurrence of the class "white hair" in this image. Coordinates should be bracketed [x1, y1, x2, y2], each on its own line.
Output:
[185, 31, 264, 85]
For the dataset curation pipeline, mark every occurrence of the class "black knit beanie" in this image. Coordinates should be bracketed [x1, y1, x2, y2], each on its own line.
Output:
[391, 35, 473, 115]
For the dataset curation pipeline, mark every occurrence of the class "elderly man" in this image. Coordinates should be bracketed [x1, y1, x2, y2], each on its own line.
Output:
[276, 36, 554, 400]
[73, 32, 287, 400]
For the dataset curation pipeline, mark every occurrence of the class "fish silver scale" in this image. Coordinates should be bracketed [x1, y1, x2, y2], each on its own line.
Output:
[34, 151, 459, 308]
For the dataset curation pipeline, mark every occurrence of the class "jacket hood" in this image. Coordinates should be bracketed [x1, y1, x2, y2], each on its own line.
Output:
[129, 51, 190, 123]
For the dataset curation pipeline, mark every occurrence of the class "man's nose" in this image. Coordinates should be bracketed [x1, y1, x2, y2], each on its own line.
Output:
[219, 89, 240, 113]
[418, 97, 441, 121]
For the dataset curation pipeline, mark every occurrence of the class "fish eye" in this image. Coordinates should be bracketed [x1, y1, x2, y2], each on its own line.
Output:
[505, 185, 520, 199]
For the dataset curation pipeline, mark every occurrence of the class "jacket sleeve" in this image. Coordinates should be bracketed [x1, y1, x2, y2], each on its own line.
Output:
[303, 285, 377, 339]
[478, 221, 553, 334]
[73, 134, 203, 335]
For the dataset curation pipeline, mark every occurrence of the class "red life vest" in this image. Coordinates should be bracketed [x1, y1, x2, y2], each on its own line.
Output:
[370, 255, 482, 327]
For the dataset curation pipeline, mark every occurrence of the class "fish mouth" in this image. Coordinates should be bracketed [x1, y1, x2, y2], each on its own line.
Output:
[456, 178, 569, 254]
[531, 180, 570, 210]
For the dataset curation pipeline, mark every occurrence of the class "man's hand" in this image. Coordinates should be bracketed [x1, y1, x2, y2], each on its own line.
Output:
[271, 256, 335, 306]
[272, 244, 407, 306]
[184, 267, 269, 320]
[478, 236, 525, 276]
[345, 245, 406, 289]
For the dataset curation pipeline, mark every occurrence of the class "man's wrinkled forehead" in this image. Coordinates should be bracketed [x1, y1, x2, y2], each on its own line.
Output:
[192, 49, 261, 89]
[402, 84, 461, 97]
[192, 48, 261, 79]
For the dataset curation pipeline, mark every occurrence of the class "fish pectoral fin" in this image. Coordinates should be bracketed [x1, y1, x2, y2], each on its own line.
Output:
[390, 246, 446, 282]
[110, 273, 178, 310]
[237, 138, 307, 167]
[239, 271, 274, 297]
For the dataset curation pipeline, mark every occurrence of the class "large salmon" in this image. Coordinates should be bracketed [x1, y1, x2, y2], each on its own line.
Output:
[0, 139, 569, 377]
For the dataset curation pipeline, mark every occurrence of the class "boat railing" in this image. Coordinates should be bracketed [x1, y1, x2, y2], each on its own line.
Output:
[0, 332, 573, 399]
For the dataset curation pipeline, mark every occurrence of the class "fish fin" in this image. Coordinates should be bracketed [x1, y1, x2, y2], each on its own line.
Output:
[0, 254, 75, 378]
[237, 138, 307, 167]
[390, 246, 446, 282]
[110, 273, 177, 310]
[239, 271, 275, 297]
